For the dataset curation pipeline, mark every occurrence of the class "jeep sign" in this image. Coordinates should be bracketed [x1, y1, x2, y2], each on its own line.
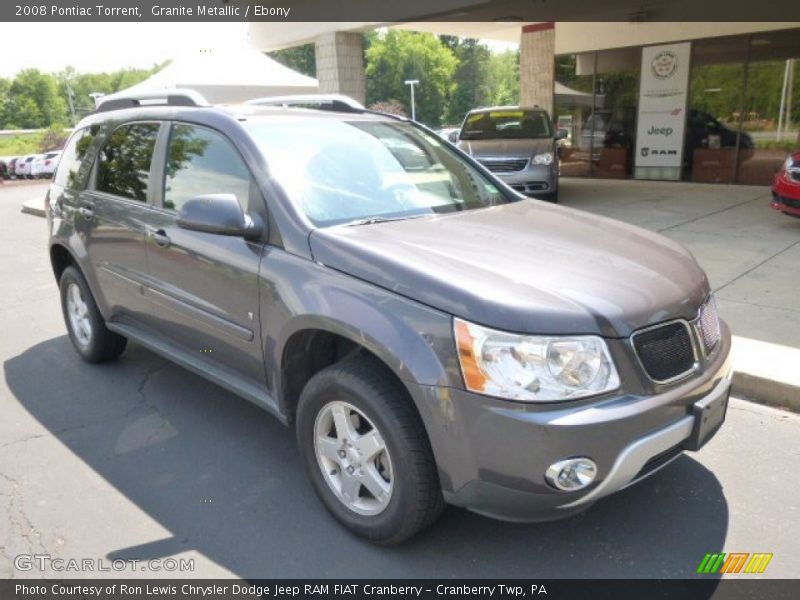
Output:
[635, 42, 691, 180]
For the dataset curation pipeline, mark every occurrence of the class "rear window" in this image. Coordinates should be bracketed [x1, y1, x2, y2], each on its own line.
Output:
[96, 122, 160, 202]
[54, 126, 101, 189]
[461, 110, 552, 140]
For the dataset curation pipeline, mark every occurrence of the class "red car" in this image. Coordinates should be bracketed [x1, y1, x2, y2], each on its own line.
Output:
[772, 151, 800, 217]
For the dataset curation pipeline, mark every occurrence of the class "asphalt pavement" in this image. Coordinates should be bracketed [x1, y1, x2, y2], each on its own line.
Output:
[1, 182, 798, 579]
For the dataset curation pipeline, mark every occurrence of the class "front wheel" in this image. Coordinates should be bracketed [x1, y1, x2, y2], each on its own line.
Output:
[296, 357, 444, 544]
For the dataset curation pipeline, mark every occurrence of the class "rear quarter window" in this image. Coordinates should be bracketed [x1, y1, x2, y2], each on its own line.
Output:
[54, 125, 102, 189]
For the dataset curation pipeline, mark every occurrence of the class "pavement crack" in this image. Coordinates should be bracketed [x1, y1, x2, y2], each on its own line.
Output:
[0, 472, 48, 557]
[656, 196, 764, 233]
[714, 238, 800, 295]
[127, 361, 170, 417]
[0, 433, 46, 450]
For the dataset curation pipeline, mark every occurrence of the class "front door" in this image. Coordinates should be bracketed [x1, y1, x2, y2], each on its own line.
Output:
[142, 122, 266, 386]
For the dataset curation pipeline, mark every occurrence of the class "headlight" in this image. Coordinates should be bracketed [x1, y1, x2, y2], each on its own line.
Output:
[454, 318, 620, 402]
[532, 152, 554, 165]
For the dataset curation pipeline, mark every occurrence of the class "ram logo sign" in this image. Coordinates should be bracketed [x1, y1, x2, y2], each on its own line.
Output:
[696, 552, 773, 574]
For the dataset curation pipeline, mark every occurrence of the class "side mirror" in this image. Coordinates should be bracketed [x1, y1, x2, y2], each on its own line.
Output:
[448, 130, 459, 144]
[176, 194, 262, 239]
[555, 128, 569, 141]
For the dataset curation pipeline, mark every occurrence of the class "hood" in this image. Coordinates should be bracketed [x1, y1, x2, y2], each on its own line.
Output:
[309, 201, 710, 337]
[459, 138, 553, 159]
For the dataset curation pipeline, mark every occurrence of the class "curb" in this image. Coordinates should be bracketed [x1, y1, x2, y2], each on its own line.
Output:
[732, 372, 800, 413]
[21, 199, 45, 217]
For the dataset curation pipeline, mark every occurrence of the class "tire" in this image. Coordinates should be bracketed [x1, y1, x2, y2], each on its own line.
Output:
[296, 356, 444, 544]
[59, 266, 127, 363]
[534, 188, 559, 203]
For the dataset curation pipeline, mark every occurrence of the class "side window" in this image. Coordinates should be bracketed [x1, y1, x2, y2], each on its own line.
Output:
[96, 123, 160, 202]
[54, 125, 101, 189]
[163, 124, 251, 212]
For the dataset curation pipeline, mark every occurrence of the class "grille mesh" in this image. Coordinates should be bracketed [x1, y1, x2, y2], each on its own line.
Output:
[477, 158, 528, 173]
[697, 299, 721, 354]
[633, 322, 695, 382]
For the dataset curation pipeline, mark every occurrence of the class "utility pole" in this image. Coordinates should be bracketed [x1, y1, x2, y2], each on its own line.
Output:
[404, 79, 419, 121]
[64, 75, 77, 127]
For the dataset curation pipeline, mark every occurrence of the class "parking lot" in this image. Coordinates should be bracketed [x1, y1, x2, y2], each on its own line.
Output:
[1, 180, 799, 579]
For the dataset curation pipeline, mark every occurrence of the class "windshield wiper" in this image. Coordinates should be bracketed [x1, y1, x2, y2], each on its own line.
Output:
[341, 214, 426, 227]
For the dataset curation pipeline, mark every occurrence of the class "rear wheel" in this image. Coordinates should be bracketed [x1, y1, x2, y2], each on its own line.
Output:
[296, 356, 444, 544]
[59, 266, 127, 362]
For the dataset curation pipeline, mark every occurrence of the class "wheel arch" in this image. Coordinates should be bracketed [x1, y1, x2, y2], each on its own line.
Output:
[275, 313, 452, 425]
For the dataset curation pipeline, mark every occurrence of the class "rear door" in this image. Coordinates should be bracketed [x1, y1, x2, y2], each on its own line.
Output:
[142, 121, 266, 385]
[77, 121, 162, 326]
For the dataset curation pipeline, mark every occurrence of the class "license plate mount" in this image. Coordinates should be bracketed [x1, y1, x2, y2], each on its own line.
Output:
[687, 377, 730, 451]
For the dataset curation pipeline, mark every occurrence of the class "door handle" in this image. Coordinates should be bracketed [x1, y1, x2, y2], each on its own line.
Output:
[77, 206, 94, 220]
[148, 228, 171, 248]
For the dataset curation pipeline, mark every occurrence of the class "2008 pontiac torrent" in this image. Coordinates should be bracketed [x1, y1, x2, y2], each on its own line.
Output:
[46, 92, 731, 544]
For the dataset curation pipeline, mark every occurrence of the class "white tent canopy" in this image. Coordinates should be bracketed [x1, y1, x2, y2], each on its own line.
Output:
[101, 47, 319, 105]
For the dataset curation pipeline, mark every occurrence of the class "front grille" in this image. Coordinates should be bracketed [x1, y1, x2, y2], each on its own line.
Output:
[696, 299, 721, 355]
[632, 321, 696, 382]
[477, 158, 528, 173]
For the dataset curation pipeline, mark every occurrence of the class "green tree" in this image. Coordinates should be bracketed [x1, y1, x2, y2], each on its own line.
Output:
[444, 38, 492, 125]
[365, 30, 457, 127]
[268, 44, 316, 78]
[6, 69, 68, 128]
[486, 50, 520, 108]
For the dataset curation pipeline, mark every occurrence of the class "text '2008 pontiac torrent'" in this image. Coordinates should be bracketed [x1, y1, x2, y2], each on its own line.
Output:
[47, 92, 731, 544]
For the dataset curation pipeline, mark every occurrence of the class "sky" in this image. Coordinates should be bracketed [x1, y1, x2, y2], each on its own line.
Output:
[0, 22, 252, 77]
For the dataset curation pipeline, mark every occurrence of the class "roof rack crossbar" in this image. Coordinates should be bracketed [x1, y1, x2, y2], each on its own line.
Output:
[246, 94, 365, 113]
[94, 89, 209, 114]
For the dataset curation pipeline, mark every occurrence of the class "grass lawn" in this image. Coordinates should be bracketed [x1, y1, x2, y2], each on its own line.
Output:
[0, 133, 43, 157]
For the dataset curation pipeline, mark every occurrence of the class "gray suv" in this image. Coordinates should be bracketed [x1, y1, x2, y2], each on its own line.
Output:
[458, 106, 563, 202]
[47, 92, 731, 544]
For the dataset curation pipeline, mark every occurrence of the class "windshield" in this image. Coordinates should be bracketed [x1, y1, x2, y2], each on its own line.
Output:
[246, 118, 511, 227]
[460, 110, 552, 140]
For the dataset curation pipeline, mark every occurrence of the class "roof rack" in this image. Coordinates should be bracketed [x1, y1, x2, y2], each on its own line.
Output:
[246, 94, 365, 112]
[94, 89, 209, 114]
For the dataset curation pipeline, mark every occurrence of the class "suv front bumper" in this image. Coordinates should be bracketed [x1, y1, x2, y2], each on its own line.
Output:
[408, 322, 732, 522]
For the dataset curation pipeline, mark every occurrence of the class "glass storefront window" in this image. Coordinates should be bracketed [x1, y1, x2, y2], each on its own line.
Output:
[738, 30, 800, 185]
[554, 53, 595, 178]
[592, 47, 640, 179]
[685, 36, 749, 184]
[554, 27, 800, 186]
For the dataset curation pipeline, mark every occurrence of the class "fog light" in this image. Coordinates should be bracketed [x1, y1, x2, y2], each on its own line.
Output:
[545, 458, 597, 491]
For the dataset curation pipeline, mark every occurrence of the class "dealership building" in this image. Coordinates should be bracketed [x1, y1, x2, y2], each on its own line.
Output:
[250, 17, 799, 187]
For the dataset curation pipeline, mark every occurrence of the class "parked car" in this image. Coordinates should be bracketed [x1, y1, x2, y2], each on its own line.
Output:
[683, 109, 754, 174]
[457, 106, 564, 202]
[47, 92, 731, 544]
[6, 157, 20, 179]
[771, 151, 800, 217]
[15, 155, 38, 179]
[31, 151, 62, 179]
[436, 127, 459, 144]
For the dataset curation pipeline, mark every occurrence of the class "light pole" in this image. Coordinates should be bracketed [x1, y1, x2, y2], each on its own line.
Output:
[404, 79, 419, 121]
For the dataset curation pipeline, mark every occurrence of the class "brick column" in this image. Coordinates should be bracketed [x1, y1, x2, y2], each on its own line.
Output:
[519, 23, 555, 114]
[314, 31, 366, 105]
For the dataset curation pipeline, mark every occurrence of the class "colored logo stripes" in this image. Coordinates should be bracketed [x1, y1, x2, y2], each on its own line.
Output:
[697, 553, 773, 574]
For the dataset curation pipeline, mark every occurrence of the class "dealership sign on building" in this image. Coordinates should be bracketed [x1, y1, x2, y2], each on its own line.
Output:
[635, 42, 691, 181]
